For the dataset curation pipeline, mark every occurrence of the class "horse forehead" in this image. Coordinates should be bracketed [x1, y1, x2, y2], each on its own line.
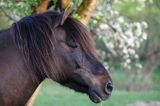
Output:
[54, 27, 67, 41]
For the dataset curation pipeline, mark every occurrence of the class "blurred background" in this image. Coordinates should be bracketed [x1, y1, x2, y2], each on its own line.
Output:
[0, 0, 160, 106]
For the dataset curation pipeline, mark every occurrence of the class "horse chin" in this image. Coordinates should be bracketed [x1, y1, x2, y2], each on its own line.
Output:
[88, 88, 110, 103]
[88, 91, 102, 103]
[63, 79, 110, 103]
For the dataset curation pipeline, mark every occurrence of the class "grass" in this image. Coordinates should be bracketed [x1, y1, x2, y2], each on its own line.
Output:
[34, 79, 160, 106]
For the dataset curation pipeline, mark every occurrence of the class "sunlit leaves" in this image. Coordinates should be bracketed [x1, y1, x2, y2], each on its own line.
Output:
[0, 0, 39, 19]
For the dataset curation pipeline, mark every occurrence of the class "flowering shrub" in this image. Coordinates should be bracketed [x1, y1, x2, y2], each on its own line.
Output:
[89, 1, 148, 72]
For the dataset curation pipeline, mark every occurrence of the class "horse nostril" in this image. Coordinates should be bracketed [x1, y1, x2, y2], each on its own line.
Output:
[105, 81, 113, 95]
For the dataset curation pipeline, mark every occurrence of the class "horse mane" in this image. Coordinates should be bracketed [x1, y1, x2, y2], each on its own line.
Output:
[12, 11, 97, 83]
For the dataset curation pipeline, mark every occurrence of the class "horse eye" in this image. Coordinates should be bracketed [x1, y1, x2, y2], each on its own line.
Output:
[67, 39, 78, 48]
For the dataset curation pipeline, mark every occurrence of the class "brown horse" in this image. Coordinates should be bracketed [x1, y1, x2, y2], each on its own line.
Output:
[0, 11, 113, 106]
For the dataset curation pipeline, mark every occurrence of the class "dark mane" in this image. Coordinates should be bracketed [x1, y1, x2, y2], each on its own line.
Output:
[64, 17, 97, 57]
[12, 11, 97, 82]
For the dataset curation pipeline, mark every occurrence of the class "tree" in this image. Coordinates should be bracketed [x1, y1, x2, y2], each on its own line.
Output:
[112, 0, 160, 89]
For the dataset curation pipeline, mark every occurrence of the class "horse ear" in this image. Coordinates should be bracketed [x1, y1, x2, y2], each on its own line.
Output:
[60, 5, 72, 25]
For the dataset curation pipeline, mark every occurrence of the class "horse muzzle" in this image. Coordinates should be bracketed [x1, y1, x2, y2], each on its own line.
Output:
[88, 80, 113, 103]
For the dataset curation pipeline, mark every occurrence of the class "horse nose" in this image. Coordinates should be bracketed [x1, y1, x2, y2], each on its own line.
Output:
[105, 81, 113, 95]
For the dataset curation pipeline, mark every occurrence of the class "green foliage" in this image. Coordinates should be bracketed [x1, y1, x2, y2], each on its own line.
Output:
[53, 0, 58, 6]
[73, 13, 81, 20]
[0, 12, 11, 29]
[0, 0, 39, 17]
[0, 0, 83, 21]
[151, 66, 160, 90]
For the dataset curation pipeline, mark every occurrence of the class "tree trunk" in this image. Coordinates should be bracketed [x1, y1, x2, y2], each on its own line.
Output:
[77, 0, 99, 25]
[143, 40, 159, 80]
[32, 0, 49, 14]
[26, 84, 41, 106]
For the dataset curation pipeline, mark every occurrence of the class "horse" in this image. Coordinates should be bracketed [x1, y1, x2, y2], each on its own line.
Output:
[0, 11, 113, 106]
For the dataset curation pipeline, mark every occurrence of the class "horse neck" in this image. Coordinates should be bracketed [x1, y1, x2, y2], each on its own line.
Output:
[0, 28, 43, 106]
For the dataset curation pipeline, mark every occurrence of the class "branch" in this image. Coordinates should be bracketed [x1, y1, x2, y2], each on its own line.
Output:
[0, 7, 18, 22]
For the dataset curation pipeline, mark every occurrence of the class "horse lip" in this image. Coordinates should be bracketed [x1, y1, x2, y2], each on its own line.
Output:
[88, 88, 110, 103]
[89, 91, 102, 103]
